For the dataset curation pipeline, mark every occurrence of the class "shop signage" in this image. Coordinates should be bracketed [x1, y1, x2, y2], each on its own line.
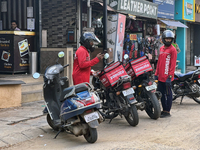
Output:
[183, 0, 195, 21]
[153, 0, 174, 19]
[130, 34, 137, 40]
[194, 56, 200, 66]
[109, 0, 158, 19]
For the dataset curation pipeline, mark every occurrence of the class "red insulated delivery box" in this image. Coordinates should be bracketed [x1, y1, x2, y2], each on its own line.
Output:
[99, 61, 127, 88]
[125, 56, 153, 79]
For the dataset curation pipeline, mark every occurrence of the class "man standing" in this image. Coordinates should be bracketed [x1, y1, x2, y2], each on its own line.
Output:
[155, 30, 177, 118]
[11, 20, 21, 31]
[72, 32, 104, 85]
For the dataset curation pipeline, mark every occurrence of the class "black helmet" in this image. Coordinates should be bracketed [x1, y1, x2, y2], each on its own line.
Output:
[80, 32, 101, 52]
[162, 30, 174, 46]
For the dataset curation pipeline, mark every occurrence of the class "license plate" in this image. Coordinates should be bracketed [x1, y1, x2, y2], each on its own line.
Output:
[145, 84, 157, 91]
[122, 88, 135, 96]
[84, 112, 99, 123]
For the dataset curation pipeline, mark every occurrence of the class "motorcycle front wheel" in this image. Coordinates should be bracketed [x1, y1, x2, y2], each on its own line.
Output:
[144, 91, 161, 119]
[124, 104, 139, 126]
[47, 114, 59, 131]
[84, 126, 98, 143]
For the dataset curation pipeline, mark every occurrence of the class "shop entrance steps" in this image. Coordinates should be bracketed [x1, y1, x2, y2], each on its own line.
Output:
[0, 74, 44, 104]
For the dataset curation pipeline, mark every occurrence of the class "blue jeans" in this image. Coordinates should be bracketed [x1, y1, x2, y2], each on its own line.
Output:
[157, 81, 172, 112]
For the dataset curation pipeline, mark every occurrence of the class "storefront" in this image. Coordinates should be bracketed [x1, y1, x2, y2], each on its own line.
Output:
[108, 0, 158, 63]
[175, 0, 195, 73]
[0, 0, 41, 73]
[190, 0, 200, 67]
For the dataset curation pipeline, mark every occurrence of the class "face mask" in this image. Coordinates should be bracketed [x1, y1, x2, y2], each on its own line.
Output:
[89, 45, 95, 52]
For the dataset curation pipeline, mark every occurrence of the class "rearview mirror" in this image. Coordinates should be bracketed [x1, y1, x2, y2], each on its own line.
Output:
[104, 53, 109, 60]
[124, 54, 129, 60]
[58, 51, 65, 58]
[33, 72, 40, 79]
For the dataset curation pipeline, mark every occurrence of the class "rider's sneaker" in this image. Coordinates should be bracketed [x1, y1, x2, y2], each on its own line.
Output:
[160, 112, 171, 118]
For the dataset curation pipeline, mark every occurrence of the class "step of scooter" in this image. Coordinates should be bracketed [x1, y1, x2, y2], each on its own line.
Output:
[22, 82, 43, 92]
[22, 90, 44, 103]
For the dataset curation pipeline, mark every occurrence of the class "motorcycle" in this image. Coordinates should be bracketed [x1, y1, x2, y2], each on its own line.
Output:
[92, 53, 139, 126]
[124, 55, 161, 119]
[172, 69, 200, 104]
[33, 51, 103, 143]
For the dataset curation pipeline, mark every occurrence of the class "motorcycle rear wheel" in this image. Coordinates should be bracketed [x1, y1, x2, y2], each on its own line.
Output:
[47, 114, 59, 131]
[191, 96, 200, 104]
[84, 126, 98, 143]
[144, 91, 161, 120]
[124, 104, 139, 126]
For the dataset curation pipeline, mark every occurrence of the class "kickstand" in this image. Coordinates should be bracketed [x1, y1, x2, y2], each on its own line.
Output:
[54, 129, 63, 139]
[180, 96, 184, 104]
[109, 118, 113, 124]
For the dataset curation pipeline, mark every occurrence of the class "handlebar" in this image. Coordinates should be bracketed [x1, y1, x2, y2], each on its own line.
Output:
[63, 64, 69, 68]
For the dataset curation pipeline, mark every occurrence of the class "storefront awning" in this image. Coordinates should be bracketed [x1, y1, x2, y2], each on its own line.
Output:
[160, 20, 188, 28]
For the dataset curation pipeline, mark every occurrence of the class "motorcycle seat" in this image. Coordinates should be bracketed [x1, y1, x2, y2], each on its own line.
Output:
[175, 71, 194, 80]
[175, 71, 194, 77]
[60, 83, 89, 102]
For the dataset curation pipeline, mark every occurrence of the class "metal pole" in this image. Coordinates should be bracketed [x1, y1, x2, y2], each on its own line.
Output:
[34, 0, 41, 72]
[88, 6, 92, 28]
[7, 0, 11, 29]
[80, 0, 82, 35]
[18, 0, 21, 28]
[103, 0, 107, 67]
[23, 0, 27, 29]
[103, 0, 107, 52]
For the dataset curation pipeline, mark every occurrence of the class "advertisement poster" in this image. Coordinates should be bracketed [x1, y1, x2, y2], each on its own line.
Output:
[107, 13, 126, 62]
[183, 0, 195, 21]
[0, 36, 13, 71]
[18, 39, 29, 57]
[107, 14, 118, 62]
[115, 13, 126, 62]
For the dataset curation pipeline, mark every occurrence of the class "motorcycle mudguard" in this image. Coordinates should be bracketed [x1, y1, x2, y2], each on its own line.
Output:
[88, 120, 99, 128]
[60, 102, 101, 121]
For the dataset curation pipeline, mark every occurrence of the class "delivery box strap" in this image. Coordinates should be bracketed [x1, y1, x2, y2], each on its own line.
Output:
[104, 62, 122, 73]
[130, 56, 147, 65]
[135, 68, 153, 76]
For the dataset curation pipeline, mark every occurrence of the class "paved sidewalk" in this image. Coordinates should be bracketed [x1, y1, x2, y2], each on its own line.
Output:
[0, 100, 48, 149]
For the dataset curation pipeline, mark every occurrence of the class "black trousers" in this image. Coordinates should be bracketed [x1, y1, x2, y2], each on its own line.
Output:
[157, 81, 172, 112]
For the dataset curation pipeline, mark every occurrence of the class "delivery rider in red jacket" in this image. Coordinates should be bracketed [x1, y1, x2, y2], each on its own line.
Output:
[72, 32, 104, 85]
[155, 30, 177, 118]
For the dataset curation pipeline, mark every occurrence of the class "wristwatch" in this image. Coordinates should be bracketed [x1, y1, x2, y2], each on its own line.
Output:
[169, 75, 172, 79]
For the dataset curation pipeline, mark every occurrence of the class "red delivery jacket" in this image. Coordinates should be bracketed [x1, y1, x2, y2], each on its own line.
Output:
[155, 45, 177, 82]
[72, 46, 99, 85]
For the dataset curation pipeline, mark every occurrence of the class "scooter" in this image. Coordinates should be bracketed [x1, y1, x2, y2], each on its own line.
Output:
[33, 51, 103, 143]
